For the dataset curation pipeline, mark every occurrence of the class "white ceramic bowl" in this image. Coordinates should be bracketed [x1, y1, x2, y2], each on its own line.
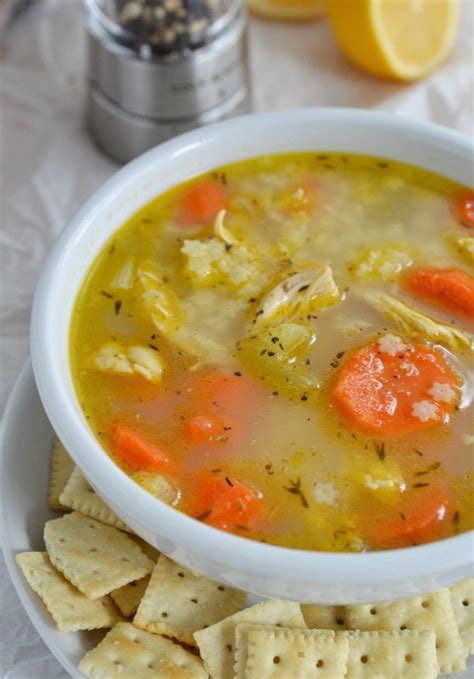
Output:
[31, 108, 474, 603]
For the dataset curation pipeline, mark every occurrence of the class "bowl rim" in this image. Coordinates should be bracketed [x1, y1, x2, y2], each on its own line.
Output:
[30, 107, 474, 586]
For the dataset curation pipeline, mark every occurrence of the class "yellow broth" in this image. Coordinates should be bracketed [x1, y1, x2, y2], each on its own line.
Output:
[70, 153, 474, 552]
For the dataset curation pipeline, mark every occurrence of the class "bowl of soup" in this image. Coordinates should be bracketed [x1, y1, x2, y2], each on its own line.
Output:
[30, 109, 474, 603]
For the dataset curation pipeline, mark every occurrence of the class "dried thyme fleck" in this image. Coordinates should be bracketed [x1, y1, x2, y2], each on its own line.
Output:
[283, 477, 309, 508]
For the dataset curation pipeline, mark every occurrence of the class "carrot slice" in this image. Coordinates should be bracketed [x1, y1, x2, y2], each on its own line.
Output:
[404, 266, 474, 318]
[181, 372, 261, 445]
[184, 414, 228, 444]
[332, 337, 459, 437]
[192, 474, 264, 532]
[179, 179, 227, 226]
[363, 481, 452, 548]
[452, 192, 474, 229]
[111, 423, 171, 472]
[194, 372, 259, 417]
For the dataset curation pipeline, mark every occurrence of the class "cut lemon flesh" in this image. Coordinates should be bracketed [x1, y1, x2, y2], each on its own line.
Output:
[327, 0, 459, 81]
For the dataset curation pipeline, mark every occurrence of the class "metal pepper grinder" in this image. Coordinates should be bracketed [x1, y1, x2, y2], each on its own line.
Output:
[84, 0, 251, 163]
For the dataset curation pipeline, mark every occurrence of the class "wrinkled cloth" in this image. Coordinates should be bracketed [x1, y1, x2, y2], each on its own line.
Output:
[0, 1, 473, 676]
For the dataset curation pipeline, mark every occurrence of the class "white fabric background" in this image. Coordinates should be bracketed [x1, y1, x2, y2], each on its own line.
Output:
[0, 1, 473, 675]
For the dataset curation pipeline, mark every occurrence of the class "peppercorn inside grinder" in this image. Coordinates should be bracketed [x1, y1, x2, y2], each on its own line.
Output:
[85, 0, 251, 163]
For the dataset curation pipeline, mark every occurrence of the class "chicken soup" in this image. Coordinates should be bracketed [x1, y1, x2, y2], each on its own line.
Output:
[70, 153, 474, 552]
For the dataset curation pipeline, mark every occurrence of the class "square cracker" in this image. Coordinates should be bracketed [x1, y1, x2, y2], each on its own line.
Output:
[15, 552, 121, 632]
[111, 576, 151, 618]
[79, 622, 208, 679]
[59, 466, 131, 532]
[341, 629, 437, 679]
[48, 437, 75, 510]
[346, 589, 465, 674]
[109, 540, 158, 618]
[235, 624, 348, 679]
[133, 555, 246, 646]
[449, 578, 474, 655]
[44, 512, 154, 599]
[194, 598, 306, 679]
[130, 535, 160, 562]
[301, 603, 348, 630]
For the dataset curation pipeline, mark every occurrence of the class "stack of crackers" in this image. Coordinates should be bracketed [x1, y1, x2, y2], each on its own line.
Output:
[15, 438, 473, 678]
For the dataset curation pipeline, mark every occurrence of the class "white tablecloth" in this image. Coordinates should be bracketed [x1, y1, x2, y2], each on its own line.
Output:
[0, 1, 473, 675]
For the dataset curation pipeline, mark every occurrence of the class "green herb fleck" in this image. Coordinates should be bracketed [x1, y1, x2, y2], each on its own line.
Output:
[414, 461, 440, 476]
[283, 477, 309, 508]
[195, 509, 212, 522]
[375, 442, 386, 461]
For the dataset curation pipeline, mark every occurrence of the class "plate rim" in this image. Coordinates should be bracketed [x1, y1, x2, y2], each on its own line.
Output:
[1, 360, 82, 679]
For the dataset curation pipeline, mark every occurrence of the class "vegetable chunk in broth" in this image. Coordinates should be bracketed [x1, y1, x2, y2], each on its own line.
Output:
[70, 153, 474, 553]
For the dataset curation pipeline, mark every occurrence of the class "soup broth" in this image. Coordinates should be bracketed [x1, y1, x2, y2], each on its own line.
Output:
[70, 153, 474, 552]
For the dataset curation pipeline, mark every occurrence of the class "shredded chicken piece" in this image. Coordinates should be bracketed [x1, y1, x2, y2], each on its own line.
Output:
[254, 265, 340, 328]
[138, 265, 183, 338]
[94, 343, 164, 383]
[364, 290, 473, 353]
[213, 209, 236, 246]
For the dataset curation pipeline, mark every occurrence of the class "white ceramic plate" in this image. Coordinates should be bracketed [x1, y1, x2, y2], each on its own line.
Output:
[1, 362, 472, 678]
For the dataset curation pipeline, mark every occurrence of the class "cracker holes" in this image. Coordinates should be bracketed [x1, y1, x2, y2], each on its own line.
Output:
[273, 656, 280, 664]
[88, 524, 96, 529]
[405, 654, 413, 662]
[360, 655, 368, 664]
[316, 659, 324, 668]
[217, 585, 225, 591]
[59, 538, 65, 543]
[90, 548, 97, 553]
[421, 600, 429, 608]
[177, 572, 185, 578]
[161, 612, 168, 618]
[462, 599, 470, 607]
[400, 625, 407, 631]
[370, 608, 377, 615]
[226, 644, 232, 652]
[336, 618, 345, 626]
[147, 663, 154, 669]
[113, 659, 121, 666]
[190, 598, 198, 604]
[121, 557, 129, 562]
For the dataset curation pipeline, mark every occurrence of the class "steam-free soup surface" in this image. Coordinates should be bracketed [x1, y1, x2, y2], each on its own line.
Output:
[71, 153, 474, 552]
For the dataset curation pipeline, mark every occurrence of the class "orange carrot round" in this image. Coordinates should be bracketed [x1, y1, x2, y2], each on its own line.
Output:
[180, 372, 261, 448]
[452, 192, 474, 229]
[363, 481, 452, 547]
[179, 179, 227, 226]
[111, 423, 171, 472]
[404, 266, 474, 318]
[192, 474, 264, 532]
[332, 338, 459, 437]
[194, 372, 259, 417]
[184, 414, 227, 444]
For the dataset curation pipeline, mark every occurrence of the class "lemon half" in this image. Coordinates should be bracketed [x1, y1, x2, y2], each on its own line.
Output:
[327, 0, 460, 81]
